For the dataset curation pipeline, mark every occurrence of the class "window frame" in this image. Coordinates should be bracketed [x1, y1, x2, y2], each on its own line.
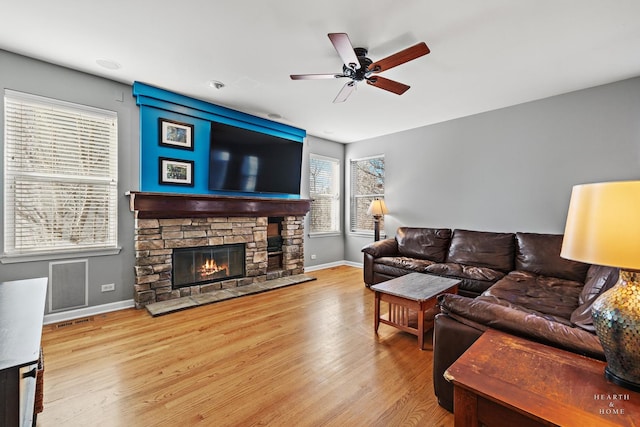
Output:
[2, 89, 119, 262]
[308, 153, 341, 237]
[349, 155, 385, 236]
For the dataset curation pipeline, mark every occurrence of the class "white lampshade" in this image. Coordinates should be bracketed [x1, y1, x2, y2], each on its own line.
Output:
[561, 181, 640, 270]
[367, 199, 388, 216]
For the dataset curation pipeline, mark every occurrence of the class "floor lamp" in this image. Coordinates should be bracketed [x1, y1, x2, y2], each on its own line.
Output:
[367, 198, 388, 241]
[561, 180, 640, 391]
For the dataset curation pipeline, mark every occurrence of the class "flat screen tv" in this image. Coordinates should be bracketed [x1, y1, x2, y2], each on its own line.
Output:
[208, 121, 303, 195]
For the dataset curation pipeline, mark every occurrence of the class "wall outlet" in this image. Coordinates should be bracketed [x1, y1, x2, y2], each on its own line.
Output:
[310, 254, 317, 260]
[101, 283, 115, 292]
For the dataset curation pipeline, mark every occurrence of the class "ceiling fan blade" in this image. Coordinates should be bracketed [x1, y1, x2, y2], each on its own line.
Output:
[333, 81, 357, 103]
[366, 76, 410, 95]
[328, 33, 360, 70]
[290, 74, 344, 80]
[369, 42, 430, 73]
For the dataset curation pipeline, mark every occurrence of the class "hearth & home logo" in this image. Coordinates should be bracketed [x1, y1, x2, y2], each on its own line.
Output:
[594, 393, 630, 415]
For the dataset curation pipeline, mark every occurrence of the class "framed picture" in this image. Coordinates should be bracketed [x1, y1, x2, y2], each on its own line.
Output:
[159, 118, 194, 150]
[159, 157, 194, 186]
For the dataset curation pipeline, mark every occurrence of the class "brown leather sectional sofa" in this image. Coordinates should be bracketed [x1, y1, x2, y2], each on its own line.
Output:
[361, 227, 619, 412]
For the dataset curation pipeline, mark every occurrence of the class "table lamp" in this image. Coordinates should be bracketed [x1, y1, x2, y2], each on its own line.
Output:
[367, 198, 388, 241]
[560, 180, 640, 392]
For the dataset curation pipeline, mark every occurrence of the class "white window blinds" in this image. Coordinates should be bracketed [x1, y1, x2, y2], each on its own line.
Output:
[309, 154, 340, 234]
[3, 90, 118, 256]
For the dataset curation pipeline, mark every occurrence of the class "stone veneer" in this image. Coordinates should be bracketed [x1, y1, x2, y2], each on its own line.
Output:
[133, 215, 305, 308]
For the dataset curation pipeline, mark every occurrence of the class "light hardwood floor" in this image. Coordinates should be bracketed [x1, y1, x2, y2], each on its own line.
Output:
[36, 266, 454, 427]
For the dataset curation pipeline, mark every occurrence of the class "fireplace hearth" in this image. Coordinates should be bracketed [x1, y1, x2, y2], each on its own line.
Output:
[173, 244, 245, 289]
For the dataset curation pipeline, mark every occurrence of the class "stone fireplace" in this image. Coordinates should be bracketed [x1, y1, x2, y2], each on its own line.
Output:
[128, 192, 310, 308]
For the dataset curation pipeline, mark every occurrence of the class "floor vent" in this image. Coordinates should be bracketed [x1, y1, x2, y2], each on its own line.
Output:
[53, 316, 94, 329]
[54, 321, 74, 329]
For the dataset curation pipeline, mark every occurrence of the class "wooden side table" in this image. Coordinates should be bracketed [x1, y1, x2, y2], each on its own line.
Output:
[445, 329, 640, 427]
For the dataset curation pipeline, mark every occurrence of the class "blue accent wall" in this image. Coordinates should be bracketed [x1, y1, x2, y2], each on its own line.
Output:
[132, 82, 306, 198]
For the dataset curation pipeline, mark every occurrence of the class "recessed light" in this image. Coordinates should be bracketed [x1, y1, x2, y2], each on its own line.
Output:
[208, 80, 225, 89]
[267, 113, 282, 120]
[96, 59, 121, 70]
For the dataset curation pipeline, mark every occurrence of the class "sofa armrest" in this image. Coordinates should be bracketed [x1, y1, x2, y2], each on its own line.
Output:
[433, 314, 483, 412]
[362, 238, 398, 286]
[363, 253, 375, 285]
[361, 237, 398, 257]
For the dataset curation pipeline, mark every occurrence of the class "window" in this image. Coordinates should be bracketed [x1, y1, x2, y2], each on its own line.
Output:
[3, 90, 118, 257]
[309, 154, 340, 234]
[350, 155, 385, 234]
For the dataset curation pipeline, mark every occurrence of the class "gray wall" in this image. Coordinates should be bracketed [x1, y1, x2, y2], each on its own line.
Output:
[0, 50, 139, 313]
[302, 135, 346, 267]
[345, 77, 640, 263]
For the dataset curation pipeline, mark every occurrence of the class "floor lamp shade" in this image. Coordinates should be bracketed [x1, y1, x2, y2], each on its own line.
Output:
[367, 199, 388, 217]
[561, 180, 640, 391]
[367, 199, 388, 241]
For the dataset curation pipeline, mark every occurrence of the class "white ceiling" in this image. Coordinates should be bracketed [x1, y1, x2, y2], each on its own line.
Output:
[2, 1, 640, 143]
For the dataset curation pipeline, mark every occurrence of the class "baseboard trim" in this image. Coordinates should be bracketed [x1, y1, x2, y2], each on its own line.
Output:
[42, 262, 363, 324]
[343, 260, 363, 269]
[43, 299, 135, 325]
[304, 260, 362, 272]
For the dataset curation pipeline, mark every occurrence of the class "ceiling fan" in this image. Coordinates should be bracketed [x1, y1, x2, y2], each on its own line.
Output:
[290, 33, 430, 103]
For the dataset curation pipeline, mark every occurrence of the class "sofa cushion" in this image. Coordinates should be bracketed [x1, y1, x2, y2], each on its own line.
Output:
[454, 278, 496, 297]
[425, 262, 506, 282]
[571, 265, 619, 331]
[374, 256, 436, 273]
[515, 232, 589, 282]
[438, 293, 604, 360]
[446, 229, 515, 272]
[482, 270, 583, 322]
[396, 227, 451, 262]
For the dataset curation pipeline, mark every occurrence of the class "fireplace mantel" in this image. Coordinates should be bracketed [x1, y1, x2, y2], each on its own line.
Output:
[127, 191, 311, 219]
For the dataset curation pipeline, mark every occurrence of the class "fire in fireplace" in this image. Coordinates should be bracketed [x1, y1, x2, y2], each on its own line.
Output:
[172, 243, 245, 289]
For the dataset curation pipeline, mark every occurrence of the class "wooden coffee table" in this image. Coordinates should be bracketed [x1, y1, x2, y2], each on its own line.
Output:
[371, 273, 460, 350]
